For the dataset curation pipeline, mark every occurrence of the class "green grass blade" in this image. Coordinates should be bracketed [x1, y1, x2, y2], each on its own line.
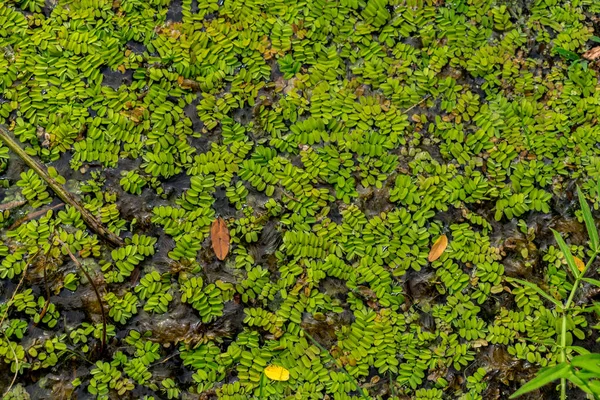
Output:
[259, 373, 265, 399]
[582, 277, 600, 288]
[568, 346, 591, 356]
[552, 229, 580, 278]
[506, 277, 562, 308]
[571, 354, 600, 374]
[553, 47, 580, 61]
[566, 372, 598, 398]
[577, 186, 599, 252]
[510, 363, 572, 398]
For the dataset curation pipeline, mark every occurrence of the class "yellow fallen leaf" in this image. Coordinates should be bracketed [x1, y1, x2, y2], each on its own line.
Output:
[574, 256, 585, 272]
[428, 234, 448, 262]
[264, 364, 290, 381]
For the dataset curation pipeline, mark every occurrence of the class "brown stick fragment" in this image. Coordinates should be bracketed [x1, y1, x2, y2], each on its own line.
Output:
[0, 200, 27, 212]
[8, 202, 65, 230]
[0, 126, 124, 247]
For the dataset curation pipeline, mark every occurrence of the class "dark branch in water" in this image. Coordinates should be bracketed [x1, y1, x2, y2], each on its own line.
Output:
[0, 125, 124, 247]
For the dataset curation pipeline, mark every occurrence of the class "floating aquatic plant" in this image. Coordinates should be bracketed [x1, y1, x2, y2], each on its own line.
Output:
[1, 0, 600, 398]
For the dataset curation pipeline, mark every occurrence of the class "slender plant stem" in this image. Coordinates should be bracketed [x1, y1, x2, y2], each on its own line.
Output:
[259, 373, 265, 399]
[559, 250, 599, 400]
[57, 239, 107, 353]
[1, 251, 40, 397]
[0, 199, 26, 212]
[0, 125, 123, 247]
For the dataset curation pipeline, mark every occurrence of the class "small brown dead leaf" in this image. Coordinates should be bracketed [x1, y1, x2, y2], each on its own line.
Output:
[177, 76, 200, 91]
[428, 234, 448, 262]
[574, 256, 585, 272]
[211, 217, 230, 261]
[583, 47, 600, 61]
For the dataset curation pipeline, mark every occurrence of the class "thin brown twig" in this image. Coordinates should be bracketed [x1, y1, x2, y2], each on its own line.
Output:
[57, 239, 107, 353]
[151, 351, 180, 367]
[5, 344, 19, 396]
[9, 202, 65, 230]
[402, 94, 432, 114]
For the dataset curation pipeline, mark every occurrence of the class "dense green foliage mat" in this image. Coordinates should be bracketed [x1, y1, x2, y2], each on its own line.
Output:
[2, 0, 600, 398]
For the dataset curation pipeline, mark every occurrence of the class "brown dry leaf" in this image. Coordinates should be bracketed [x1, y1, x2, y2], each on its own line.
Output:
[428, 234, 448, 262]
[177, 76, 200, 90]
[583, 47, 600, 61]
[211, 217, 230, 260]
[574, 256, 585, 272]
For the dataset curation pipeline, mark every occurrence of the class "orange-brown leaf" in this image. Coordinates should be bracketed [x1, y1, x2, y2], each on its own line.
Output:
[574, 256, 585, 272]
[211, 218, 230, 260]
[428, 234, 448, 262]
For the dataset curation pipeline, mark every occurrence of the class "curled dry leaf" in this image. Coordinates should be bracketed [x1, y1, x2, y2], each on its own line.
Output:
[264, 365, 290, 381]
[583, 47, 600, 61]
[428, 234, 448, 262]
[574, 256, 585, 272]
[211, 217, 230, 260]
